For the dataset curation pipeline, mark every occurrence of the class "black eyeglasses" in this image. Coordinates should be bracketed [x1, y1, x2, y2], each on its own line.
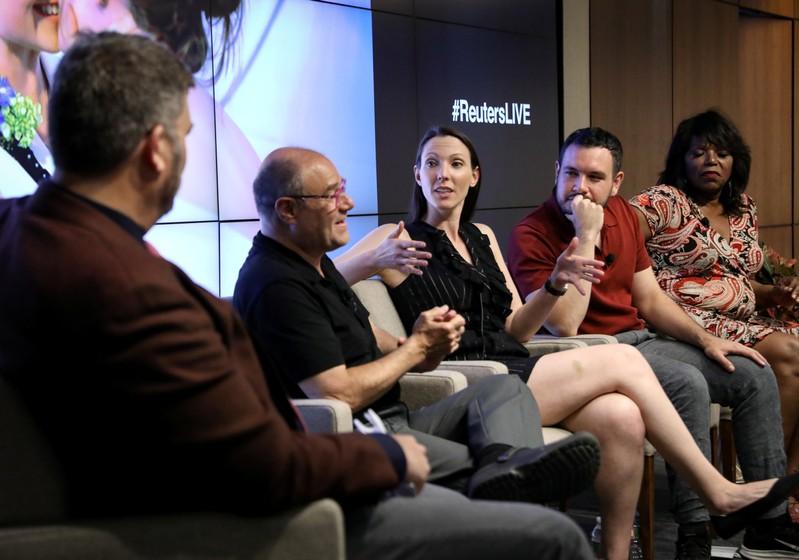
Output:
[286, 179, 348, 211]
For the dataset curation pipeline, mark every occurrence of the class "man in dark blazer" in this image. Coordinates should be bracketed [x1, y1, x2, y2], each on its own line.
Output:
[0, 33, 593, 559]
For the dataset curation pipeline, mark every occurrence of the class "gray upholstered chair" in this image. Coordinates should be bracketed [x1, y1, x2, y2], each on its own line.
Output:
[352, 280, 510, 380]
[294, 370, 468, 433]
[0, 374, 346, 560]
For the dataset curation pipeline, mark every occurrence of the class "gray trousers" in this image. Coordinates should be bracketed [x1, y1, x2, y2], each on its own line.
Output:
[616, 329, 787, 524]
[379, 375, 543, 483]
[346, 483, 593, 560]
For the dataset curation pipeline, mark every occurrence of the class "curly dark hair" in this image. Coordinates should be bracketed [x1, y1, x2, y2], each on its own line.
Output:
[408, 126, 482, 226]
[658, 109, 751, 216]
[129, 0, 243, 74]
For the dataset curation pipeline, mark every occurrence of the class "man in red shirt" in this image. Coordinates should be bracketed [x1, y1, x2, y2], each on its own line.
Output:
[508, 127, 799, 560]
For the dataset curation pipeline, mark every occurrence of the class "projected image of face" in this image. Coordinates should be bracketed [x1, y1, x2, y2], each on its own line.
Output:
[57, 0, 256, 228]
[58, 0, 138, 50]
[0, 0, 60, 53]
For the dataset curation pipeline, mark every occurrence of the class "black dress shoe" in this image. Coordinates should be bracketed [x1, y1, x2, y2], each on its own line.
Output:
[711, 471, 799, 539]
[467, 432, 600, 503]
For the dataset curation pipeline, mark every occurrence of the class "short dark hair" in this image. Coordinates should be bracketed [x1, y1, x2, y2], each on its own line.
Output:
[559, 127, 624, 175]
[658, 109, 751, 216]
[49, 32, 194, 178]
[409, 126, 481, 225]
[252, 154, 305, 218]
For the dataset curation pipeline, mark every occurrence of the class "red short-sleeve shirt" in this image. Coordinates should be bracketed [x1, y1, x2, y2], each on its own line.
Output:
[507, 194, 650, 335]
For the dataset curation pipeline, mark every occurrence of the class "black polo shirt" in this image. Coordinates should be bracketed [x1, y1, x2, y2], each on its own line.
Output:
[233, 233, 401, 411]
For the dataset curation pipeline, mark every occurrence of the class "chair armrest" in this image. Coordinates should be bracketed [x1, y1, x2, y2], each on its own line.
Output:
[0, 502, 346, 560]
[566, 334, 618, 345]
[525, 334, 619, 357]
[524, 338, 587, 357]
[294, 371, 470, 430]
[400, 371, 468, 411]
[542, 426, 573, 444]
[293, 399, 353, 434]
[438, 360, 508, 383]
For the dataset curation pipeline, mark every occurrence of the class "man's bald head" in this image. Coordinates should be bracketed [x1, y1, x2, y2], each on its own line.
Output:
[253, 147, 332, 219]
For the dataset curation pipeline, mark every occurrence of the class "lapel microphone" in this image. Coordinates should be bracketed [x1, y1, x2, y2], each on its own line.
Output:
[604, 254, 616, 267]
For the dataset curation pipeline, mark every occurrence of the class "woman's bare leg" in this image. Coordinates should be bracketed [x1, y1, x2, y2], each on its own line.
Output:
[560, 393, 645, 560]
[755, 333, 799, 521]
[754, 333, 799, 471]
[528, 344, 777, 514]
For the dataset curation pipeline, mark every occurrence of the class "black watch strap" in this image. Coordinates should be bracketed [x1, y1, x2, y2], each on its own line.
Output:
[544, 278, 568, 296]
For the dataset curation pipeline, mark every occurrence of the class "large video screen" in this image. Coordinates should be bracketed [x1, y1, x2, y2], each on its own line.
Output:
[0, 0, 559, 296]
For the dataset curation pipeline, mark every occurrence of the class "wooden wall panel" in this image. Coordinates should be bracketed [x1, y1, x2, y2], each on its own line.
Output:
[740, 0, 795, 17]
[737, 16, 793, 227]
[589, 0, 672, 197]
[673, 0, 740, 124]
[794, 227, 799, 260]
[795, 20, 799, 238]
[761, 225, 793, 255]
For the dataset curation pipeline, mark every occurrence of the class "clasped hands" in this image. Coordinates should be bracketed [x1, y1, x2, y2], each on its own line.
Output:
[410, 305, 466, 360]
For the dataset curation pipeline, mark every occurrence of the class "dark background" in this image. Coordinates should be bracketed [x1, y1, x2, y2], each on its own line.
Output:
[371, 0, 561, 248]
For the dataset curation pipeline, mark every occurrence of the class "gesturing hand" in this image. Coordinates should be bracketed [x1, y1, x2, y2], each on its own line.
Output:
[373, 221, 432, 276]
[549, 237, 605, 295]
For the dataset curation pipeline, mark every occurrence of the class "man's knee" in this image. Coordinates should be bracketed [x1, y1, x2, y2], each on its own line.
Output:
[728, 357, 779, 397]
[649, 359, 710, 406]
[470, 373, 530, 401]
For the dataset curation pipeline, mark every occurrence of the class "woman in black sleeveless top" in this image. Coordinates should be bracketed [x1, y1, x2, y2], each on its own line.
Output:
[336, 125, 797, 559]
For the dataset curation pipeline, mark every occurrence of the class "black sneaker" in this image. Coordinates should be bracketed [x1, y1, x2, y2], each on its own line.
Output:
[739, 513, 799, 559]
[675, 521, 711, 560]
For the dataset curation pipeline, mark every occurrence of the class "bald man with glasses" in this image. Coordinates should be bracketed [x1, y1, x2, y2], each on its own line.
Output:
[233, 147, 601, 511]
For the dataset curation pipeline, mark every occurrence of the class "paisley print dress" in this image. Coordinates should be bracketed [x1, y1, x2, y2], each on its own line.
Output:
[631, 185, 799, 345]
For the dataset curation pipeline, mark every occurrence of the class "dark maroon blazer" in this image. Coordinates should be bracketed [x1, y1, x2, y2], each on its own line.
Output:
[0, 181, 397, 517]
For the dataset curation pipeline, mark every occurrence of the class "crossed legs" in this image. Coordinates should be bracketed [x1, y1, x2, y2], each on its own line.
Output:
[528, 343, 782, 560]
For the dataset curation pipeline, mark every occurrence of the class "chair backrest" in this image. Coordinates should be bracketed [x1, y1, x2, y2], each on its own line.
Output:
[0, 375, 68, 526]
[351, 280, 407, 339]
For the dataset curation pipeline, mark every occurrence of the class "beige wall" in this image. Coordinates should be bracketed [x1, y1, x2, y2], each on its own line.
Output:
[564, 0, 798, 256]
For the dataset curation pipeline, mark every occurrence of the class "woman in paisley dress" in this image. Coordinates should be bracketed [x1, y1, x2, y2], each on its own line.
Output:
[630, 110, 799, 517]
[336, 125, 797, 559]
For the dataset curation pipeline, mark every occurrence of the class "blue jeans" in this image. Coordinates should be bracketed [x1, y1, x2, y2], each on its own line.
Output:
[615, 329, 787, 524]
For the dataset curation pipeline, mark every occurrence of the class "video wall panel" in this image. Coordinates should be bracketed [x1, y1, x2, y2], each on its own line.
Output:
[1, 0, 560, 296]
